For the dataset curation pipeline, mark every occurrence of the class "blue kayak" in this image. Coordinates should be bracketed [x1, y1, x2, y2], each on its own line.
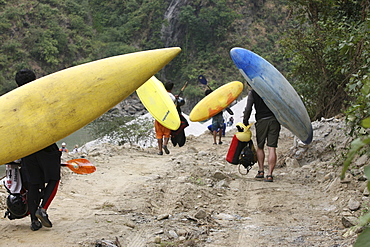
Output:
[230, 47, 313, 144]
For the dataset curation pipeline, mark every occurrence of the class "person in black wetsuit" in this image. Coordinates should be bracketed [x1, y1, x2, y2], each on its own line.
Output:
[15, 69, 62, 231]
[243, 89, 281, 182]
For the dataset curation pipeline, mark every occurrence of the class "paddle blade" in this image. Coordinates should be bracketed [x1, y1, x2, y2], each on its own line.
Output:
[225, 107, 234, 115]
[62, 158, 96, 174]
[198, 75, 208, 85]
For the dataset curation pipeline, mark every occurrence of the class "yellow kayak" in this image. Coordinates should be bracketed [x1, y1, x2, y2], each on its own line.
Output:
[0, 47, 181, 165]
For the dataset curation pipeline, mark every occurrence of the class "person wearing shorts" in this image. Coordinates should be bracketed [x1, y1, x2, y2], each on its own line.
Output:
[211, 111, 224, 144]
[243, 89, 281, 182]
[155, 119, 171, 155]
[205, 89, 224, 145]
[155, 81, 176, 155]
[15, 69, 62, 231]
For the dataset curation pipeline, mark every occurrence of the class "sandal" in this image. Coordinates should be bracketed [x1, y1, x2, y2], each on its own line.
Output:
[163, 145, 170, 154]
[255, 170, 264, 179]
[264, 175, 273, 182]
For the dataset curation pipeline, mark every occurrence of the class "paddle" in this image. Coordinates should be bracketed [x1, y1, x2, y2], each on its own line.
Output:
[178, 81, 188, 97]
[198, 75, 212, 91]
[61, 158, 96, 174]
[198, 75, 234, 115]
[174, 81, 188, 108]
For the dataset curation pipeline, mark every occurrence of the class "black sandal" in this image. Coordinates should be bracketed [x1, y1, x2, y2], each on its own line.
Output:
[264, 175, 273, 182]
[255, 170, 264, 178]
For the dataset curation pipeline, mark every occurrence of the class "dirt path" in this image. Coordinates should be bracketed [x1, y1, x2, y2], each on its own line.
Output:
[0, 128, 355, 246]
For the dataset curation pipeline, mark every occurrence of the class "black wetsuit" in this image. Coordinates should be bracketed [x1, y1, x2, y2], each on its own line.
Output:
[21, 144, 61, 222]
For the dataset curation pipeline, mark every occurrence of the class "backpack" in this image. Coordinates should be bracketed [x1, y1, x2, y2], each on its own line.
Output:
[171, 113, 189, 147]
[226, 135, 257, 174]
[5, 193, 28, 220]
[3, 161, 29, 220]
[239, 140, 257, 170]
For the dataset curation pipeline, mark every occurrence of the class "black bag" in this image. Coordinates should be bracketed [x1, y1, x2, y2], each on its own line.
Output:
[171, 113, 189, 147]
[226, 135, 248, 164]
[4, 193, 29, 220]
[3, 162, 29, 220]
[239, 140, 257, 169]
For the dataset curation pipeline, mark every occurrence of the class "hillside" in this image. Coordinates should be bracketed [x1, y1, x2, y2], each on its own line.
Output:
[1, 0, 369, 121]
[0, 0, 289, 99]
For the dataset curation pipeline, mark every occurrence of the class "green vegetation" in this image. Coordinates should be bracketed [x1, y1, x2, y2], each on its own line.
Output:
[1, 0, 369, 243]
[0, 0, 288, 103]
[280, 0, 369, 122]
[1, 0, 367, 123]
[283, 0, 369, 241]
[86, 114, 155, 146]
[342, 117, 370, 246]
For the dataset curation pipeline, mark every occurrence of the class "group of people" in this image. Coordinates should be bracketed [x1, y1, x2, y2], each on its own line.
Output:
[156, 79, 281, 182]
[158, 81, 281, 183]
[7, 68, 280, 232]
[59, 143, 79, 154]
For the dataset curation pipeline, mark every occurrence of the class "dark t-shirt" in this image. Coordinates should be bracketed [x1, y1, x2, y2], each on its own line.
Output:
[251, 90, 274, 120]
[243, 90, 275, 123]
[21, 143, 61, 185]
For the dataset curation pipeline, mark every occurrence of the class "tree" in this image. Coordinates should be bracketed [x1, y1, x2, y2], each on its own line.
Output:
[284, 0, 370, 244]
[280, 0, 369, 120]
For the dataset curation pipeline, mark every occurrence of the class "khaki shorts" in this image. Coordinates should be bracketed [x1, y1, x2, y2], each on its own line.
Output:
[255, 117, 281, 148]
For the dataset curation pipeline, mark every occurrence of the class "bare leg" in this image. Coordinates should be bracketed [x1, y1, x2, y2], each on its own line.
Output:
[157, 138, 163, 154]
[267, 147, 277, 176]
[163, 137, 170, 154]
[163, 137, 169, 146]
[254, 147, 265, 178]
[218, 129, 223, 144]
[256, 147, 265, 171]
[213, 130, 217, 144]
